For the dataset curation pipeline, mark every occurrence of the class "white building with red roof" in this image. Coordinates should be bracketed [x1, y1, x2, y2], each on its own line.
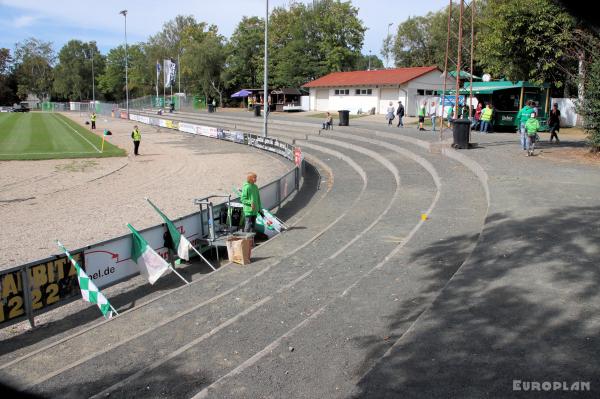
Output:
[302, 66, 453, 116]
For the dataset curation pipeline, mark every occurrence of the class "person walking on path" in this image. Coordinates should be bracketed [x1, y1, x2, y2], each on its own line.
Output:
[241, 172, 263, 233]
[90, 112, 97, 130]
[516, 100, 533, 150]
[480, 103, 493, 133]
[471, 103, 482, 131]
[386, 102, 395, 126]
[323, 112, 333, 130]
[446, 105, 454, 128]
[131, 125, 141, 156]
[548, 103, 561, 143]
[525, 112, 540, 156]
[429, 101, 438, 131]
[396, 101, 404, 127]
[418, 101, 427, 131]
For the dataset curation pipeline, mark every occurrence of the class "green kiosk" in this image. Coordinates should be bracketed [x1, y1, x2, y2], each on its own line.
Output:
[445, 81, 551, 131]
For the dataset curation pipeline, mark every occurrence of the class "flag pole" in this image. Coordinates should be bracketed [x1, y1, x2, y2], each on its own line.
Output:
[169, 265, 190, 285]
[190, 245, 217, 271]
[57, 241, 119, 316]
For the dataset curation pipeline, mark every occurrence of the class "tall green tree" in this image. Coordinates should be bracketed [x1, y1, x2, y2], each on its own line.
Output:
[98, 44, 151, 101]
[0, 48, 18, 104]
[13, 38, 55, 100]
[181, 24, 227, 105]
[146, 15, 198, 94]
[390, 9, 452, 68]
[476, 0, 575, 86]
[269, 0, 366, 87]
[224, 16, 264, 89]
[53, 40, 104, 101]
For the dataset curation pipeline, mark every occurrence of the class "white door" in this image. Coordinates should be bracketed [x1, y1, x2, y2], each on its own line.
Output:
[315, 89, 329, 111]
[379, 88, 399, 114]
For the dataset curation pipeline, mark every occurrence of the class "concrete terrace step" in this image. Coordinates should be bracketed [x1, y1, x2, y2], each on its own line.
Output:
[1, 112, 490, 399]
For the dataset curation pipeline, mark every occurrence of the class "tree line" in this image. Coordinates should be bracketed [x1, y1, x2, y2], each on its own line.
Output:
[0, 1, 383, 106]
[1, 0, 598, 107]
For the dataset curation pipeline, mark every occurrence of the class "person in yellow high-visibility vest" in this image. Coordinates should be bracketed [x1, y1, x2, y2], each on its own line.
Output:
[90, 112, 97, 129]
[131, 125, 141, 156]
[480, 103, 493, 133]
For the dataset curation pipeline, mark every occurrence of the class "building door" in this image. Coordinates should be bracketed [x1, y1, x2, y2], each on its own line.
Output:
[379, 88, 399, 114]
[316, 89, 329, 111]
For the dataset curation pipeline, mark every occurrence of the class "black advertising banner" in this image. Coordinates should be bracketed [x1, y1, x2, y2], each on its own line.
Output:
[0, 252, 82, 326]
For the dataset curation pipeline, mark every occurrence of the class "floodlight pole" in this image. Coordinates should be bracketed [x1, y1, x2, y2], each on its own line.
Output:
[120, 9, 129, 117]
[386, 23, 393, 68]
[263, 0, 269, 138]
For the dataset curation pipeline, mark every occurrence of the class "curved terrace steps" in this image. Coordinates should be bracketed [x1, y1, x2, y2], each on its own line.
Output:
[1, 116, 489, 399]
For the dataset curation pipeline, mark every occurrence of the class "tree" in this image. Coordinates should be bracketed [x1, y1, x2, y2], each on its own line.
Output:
[390, 10, 450, 68]
[53, 40, 104, 101]
[98, 44, 152, 101]
[224, 16, 264, 89]
[13, 38, 55, 101]
[354, 53, 384, 70]
[476, 0, 575, 86]
[146, 15, 198, 94]
[269, 0, 366, 86]
[576, 57, 600, 152]
[181, 24, 227, 105]
[0, 48, 18, 104]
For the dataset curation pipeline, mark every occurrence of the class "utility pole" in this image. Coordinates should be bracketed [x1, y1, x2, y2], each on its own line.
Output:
[120, 9, 129, 117]
[263, 0, 269, 138]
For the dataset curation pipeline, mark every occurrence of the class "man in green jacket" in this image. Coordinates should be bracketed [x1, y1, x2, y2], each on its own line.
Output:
[525, 112, 540, 156]
[241, 172, 263, 233]
[516, 100, 533, 150]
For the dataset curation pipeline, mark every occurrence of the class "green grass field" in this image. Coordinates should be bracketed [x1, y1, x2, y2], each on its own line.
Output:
[0, 112, 126, 160]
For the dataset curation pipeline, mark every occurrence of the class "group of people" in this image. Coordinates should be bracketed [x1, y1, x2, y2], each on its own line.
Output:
[516, 100, 561, 156]
[385, 101, 405, 127]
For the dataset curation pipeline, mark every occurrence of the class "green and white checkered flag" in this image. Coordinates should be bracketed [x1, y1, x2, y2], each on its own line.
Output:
[57, 241, 117, 319]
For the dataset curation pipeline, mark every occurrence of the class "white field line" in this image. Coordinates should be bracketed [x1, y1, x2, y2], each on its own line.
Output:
[52, 114, 101, 153]
[0, 151, 98, 156]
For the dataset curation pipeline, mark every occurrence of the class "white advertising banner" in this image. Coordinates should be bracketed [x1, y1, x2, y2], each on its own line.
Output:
[84, 213, 202, 288]
[179, 122, 198, 134]
[196, 125, 219, 138]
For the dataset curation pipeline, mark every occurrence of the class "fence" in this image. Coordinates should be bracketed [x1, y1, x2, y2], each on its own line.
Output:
[0, 112, 303, 329]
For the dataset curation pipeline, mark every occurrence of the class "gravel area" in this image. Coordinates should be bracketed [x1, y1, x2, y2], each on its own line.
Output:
[0, 112, 292, 270]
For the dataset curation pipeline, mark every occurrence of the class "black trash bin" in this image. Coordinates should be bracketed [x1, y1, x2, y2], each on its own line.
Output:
[452, 118, 471, 149]
[207, 104, 214, 113]
[254, 104, 262, 117]
[338, 110, 350, 126]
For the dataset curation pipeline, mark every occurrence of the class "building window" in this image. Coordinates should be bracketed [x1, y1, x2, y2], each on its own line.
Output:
[425, 90, 434, 95]
[354, 89, 373, 95]
[335, 89, 349, 95]
[417, 89, 425, 95]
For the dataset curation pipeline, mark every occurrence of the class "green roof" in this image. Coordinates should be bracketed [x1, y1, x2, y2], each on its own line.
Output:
[440, 80, 549, 95]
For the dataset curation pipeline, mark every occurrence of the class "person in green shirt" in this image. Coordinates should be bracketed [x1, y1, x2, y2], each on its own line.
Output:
[525, 112, 540, 156]
[516, 100, 533, 150]
[418, 101, 426, 131]
[241, 172, 263, 232]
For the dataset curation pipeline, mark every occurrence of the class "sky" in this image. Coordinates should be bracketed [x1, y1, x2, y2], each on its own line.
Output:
[0, 0, 445, 58]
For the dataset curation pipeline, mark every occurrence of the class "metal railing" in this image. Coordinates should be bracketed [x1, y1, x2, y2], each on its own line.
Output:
[1, 111, 303, 329]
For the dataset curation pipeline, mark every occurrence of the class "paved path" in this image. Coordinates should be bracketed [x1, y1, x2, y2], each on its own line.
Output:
[1, 109, 598, 398]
